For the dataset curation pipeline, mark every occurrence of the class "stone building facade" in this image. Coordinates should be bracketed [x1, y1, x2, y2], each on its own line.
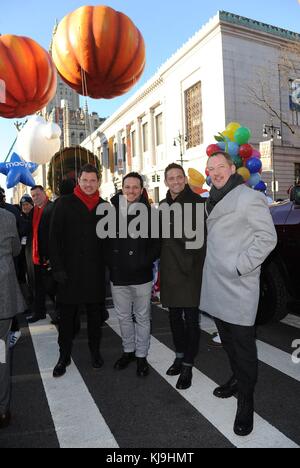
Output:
[81, 11, 300, 201]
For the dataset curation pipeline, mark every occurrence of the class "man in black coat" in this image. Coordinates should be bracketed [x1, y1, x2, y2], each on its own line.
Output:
[106, 173, 160, 377]
[160, 163, 206, 390]
[49, 164, 106, 378]
[25, 186, 55, 323]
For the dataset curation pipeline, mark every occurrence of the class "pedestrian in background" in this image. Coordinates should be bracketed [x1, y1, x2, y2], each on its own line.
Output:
[26, 186, 54, 324]
[0, 209, 25, 428]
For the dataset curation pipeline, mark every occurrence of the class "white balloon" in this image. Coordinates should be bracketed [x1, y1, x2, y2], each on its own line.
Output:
[16, 115, 61, 165]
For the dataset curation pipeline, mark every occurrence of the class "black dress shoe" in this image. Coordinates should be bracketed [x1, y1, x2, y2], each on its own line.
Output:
[213, 376, 238, 399]
[234, 394, 254, 437]
[176, 365, 193, 390]
[53, 357, 71, 378]
[91, 352, 104, 369]
[114, 352, 136, 370]
[166, 358, 183, 376]
[136, 358, 149, 377]
[0, 411, 11, 429]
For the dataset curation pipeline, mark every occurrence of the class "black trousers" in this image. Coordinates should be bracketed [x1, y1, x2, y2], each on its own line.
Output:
[169, 308, 200, 365]
[32, 265, 55, 317]
[58, 303, 103, 358]
[215, 318, 258, 397]
[32, 266, 47, 317]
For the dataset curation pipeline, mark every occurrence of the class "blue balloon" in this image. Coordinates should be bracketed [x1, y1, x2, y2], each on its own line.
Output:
[254, 181, 267, 192]
[247, 173, 261, 188]
[217, 142, 226, 151]
[217, 136, 231, 151]
[227, 142, 240, 158]
[0, 153, 38, 189]
[246, 157, 262, 174]
[206, 176, 212, 187]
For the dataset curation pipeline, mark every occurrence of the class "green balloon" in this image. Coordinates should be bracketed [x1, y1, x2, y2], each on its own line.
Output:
[234, 127, 251, 145]
[232, 155, 243, 169]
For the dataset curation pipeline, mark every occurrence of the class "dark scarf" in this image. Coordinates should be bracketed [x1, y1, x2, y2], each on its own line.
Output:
[206, 174, 244, 215]
[166, 184, 194, 205]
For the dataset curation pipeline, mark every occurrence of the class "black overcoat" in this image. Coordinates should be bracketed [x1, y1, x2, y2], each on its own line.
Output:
[160, 185, 206, 308]
[49, 194, 106, 305]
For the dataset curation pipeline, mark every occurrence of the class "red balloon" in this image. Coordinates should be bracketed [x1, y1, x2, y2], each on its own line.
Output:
[239, 144, 253, 159]
[205, 168, 210, 177]
[252, 149, 261, 159]
[206, 144, 221, 157]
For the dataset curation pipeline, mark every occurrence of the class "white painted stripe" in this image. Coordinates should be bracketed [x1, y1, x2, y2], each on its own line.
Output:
[281, 314, 300, 330]
[28, 320, 119, 449]
[256, 341, 300, 382]
[107, 309, 298, 449]
[199, 312, 300, 383]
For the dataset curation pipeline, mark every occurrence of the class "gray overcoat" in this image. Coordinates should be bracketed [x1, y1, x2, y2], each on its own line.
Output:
[200, 185, 277, 326]
[0, 208, 25, 320]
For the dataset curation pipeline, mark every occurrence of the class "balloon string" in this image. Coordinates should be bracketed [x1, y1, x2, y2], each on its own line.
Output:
[4, 137, 17, 162]
[4, 120, 27, 162]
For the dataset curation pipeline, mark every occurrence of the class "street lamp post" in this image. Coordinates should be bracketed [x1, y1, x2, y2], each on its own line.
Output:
[263, 122, 282, 200]
[173, 132, 188, 166]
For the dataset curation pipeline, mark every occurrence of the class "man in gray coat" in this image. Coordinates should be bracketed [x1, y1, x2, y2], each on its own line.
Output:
[200, 152, 277, 437]
[0, 208, 25, 428]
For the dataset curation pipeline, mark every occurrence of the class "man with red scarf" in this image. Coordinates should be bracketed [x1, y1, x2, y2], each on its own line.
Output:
[49, 164, 106, 378]
[26, 186, 54, 323]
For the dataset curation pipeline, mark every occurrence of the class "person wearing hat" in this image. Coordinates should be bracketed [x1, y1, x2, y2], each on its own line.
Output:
[20, 194, 34, 216]
[18, 195, 34, 310]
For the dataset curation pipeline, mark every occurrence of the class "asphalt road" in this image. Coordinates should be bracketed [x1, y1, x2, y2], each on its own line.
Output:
[0, 302, 299, 449]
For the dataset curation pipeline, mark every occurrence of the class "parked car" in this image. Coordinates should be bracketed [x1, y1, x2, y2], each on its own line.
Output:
[257, 186, 300, 324]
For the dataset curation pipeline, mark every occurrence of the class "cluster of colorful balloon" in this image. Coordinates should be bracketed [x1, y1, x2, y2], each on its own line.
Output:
[206, 122, 267, 192]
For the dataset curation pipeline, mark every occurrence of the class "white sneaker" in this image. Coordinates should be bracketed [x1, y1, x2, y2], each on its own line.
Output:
[9, 331, 21, 349]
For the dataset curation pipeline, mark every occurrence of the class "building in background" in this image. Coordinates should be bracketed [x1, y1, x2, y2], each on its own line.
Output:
[81, 11, 300, 201]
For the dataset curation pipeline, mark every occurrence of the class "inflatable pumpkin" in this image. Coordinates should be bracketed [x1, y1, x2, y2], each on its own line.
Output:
[52, 5, 146, 99]
[0, 35, 57, 118]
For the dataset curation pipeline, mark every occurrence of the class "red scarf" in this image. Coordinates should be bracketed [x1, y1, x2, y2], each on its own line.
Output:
[74, 185, 100, 211]
[32, 201, 47, 265]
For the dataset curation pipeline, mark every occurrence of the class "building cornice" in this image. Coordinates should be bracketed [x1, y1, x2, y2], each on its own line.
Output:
[219, 11, 300, 43]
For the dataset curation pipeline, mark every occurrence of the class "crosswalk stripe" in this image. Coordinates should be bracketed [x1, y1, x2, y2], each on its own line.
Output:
[28, 321, 119, 449]
[198, 311, 300, 383]
[281, 314, 300, 330]
[256, 341, 300, 382]
[107, 309, 299, 449]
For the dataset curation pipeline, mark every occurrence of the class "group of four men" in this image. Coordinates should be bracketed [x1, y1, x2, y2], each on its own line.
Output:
[1, 151, 277, 437]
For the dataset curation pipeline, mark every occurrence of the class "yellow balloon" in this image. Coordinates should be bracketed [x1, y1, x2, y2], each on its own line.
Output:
[225, 122, 241, 141]
[188, 168, 205, 187]
[237, 167, 251, 182]
[226, 122, 241, 132]
[221, 130, 234, 142]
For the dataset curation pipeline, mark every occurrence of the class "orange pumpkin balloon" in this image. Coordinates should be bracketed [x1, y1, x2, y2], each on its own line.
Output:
[0, 35, 57, 119]
[52, 5, 146, 99]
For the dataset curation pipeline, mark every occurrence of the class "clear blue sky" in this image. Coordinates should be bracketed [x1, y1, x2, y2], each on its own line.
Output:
[1, 0, 300, 191]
